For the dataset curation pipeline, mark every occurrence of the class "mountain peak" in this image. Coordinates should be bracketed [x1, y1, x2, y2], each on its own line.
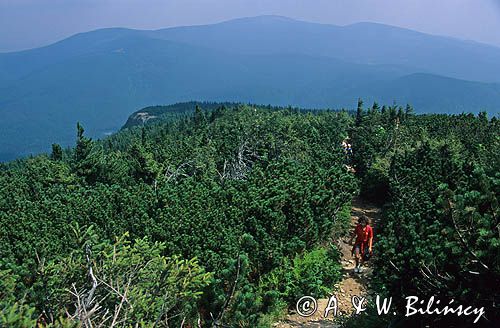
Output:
[226, 15, 298, 23]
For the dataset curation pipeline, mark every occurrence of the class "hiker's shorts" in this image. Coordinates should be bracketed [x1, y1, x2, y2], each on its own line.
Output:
[352, 242, 365, 256]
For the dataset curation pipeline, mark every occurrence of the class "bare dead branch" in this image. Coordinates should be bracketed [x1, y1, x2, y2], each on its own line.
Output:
[447, 200, 490, 271]
[213, 255, 241, 327]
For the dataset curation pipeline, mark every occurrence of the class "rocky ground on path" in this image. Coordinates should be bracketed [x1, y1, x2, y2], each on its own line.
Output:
[274, 198, 380, 328]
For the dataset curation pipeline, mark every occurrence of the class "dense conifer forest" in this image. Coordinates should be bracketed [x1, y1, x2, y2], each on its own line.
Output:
[0, 102, 498, 327]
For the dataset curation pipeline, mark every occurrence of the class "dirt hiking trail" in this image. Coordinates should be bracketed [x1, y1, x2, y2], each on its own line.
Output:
[275, 197, 381, 327]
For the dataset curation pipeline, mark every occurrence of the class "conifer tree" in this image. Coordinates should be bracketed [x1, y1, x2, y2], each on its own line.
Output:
[405, 104, 414, 116]
[355, 98, 364, 126]
[75, 122, 92, 163]
[73, 122, 100, 183]
[51, 143, 63, 161]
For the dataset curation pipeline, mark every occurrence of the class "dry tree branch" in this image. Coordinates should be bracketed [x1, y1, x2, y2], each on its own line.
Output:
[212, 255, 242, 328]
[164, 161, 193, 182]
[110, 278, 131, 327]
[389, 260, 401, 273]
[85, 244, 98, 310]
[447, 200, 490, 271]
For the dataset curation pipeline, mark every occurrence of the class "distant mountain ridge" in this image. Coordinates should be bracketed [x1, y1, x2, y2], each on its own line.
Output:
[0, 15, 499, 161]
[150, 16, 500, 83]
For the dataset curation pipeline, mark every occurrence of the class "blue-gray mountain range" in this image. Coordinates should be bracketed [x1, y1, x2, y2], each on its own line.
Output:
[1, 15, 499, 161]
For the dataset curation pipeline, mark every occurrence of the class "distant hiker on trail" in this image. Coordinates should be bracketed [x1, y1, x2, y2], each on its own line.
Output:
[341, 139, 353, 164]
[342, 140, 348, 152]
[349, 215, 373, 273]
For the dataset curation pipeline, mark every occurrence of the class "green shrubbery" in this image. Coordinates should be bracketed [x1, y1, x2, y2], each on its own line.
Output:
[352, 104, 499, 327]
[260, 246, 342, 304]
[2, 101, 496, 327]
[0, 105, 356, 326]
[1, 227, 211, 327]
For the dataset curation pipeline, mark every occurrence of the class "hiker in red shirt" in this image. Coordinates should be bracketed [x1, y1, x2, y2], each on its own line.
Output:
[349, 215, 373, 273]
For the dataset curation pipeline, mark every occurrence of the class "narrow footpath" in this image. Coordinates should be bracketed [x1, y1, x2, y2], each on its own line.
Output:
[275, 197, 380, 327]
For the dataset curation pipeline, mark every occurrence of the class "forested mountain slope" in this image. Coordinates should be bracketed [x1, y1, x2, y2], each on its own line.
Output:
[1, 15, 500, 161]
[0, 102, 497, 327]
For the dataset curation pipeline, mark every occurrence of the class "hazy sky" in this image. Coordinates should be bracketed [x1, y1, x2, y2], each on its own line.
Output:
[1, 0, 500, 52]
